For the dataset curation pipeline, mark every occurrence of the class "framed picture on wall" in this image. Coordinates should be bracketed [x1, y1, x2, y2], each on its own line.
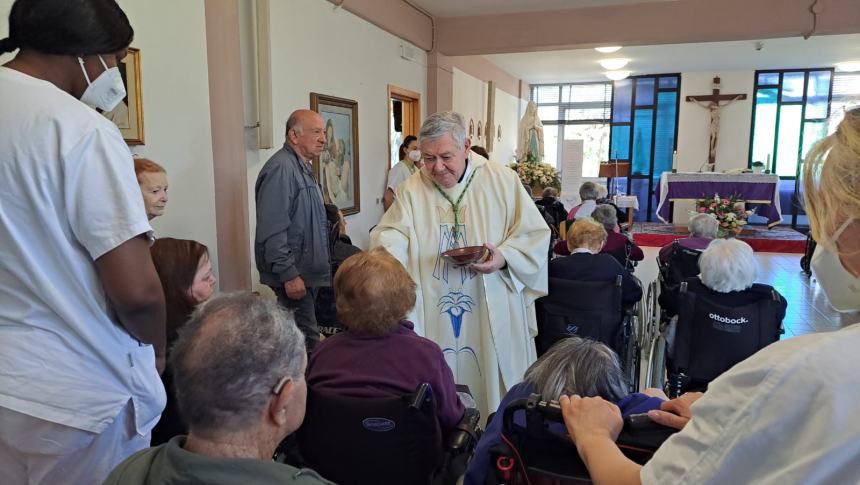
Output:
[310, 92, 360, 215]
[100, 47, 144, 145]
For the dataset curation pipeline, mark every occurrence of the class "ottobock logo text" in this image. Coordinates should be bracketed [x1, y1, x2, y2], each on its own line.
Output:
[709, 313, 749, 325]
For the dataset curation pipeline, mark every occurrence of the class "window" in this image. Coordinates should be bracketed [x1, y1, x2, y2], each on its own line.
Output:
[530, 82, 612, 177]
[828, 72, 860, 134]
[608, 74, 681, 222]
[749, 69, 834, 227]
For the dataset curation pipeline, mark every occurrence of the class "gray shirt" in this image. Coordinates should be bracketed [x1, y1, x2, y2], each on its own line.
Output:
[255, 144, 331, 288]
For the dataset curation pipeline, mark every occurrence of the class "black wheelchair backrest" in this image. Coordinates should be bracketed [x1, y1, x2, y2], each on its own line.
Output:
[535, 276, 624, 356]
[297, 384, 443, 485]
[672, 282, 784, 382]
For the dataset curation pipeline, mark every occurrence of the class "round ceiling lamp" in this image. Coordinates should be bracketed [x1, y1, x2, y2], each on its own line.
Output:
[598, 58, 629, 70]
[604, 70, 631, 81]
[595, 46, 622, 54]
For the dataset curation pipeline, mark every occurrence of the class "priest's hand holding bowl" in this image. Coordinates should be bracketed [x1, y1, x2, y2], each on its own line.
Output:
[470, 242, 507, 274]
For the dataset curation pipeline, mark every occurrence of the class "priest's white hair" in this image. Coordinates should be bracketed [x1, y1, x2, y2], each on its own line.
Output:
[688, 213, 719, 238]
[419, 111, 467, 148]
[698, 238, 758, 293]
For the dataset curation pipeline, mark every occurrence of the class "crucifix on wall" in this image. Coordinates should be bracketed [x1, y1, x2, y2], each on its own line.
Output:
[685, 77, 747, 168]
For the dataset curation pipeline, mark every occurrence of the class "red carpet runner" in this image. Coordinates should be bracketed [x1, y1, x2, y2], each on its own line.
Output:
[632, 223, 806, 253]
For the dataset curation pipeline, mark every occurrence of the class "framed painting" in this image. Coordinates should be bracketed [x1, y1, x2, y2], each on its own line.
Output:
[310, 93, 360, 215]
[101, 47, 144, 144]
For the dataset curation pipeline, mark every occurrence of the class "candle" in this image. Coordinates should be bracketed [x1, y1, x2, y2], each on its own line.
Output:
[672, 150, 678, 171]
[766, 154, 771, 173]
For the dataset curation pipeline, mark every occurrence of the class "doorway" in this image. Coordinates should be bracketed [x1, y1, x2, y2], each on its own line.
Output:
[389, 85, 421, 168]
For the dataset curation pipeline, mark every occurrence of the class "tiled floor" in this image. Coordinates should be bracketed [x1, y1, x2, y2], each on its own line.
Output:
[634, 246, 860, 338]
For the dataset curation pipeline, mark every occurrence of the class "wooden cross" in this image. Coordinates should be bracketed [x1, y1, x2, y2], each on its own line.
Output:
[685, 77, 747, 167]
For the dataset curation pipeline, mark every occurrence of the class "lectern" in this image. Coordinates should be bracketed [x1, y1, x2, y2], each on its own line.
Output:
[599, 161, 630, 196]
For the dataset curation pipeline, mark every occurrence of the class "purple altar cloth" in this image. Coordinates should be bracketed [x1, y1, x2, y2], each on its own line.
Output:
[656, 172, 782, 226]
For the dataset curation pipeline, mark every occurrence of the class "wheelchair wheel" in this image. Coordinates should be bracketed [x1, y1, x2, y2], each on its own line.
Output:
[646, 335, 666, 391]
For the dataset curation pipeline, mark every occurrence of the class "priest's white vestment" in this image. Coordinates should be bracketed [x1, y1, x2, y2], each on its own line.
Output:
[370, 156, 550, 415]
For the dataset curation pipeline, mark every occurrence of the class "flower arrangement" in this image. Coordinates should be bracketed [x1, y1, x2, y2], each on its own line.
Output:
[694, 193, 755, 237]
[508, 153, 560, 191]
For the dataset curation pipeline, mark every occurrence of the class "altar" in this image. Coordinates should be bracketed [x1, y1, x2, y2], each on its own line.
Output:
[655, 172, 782, 227]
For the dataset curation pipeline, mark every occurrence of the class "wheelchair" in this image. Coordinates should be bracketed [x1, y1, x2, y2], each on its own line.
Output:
[606, 238, 639, 273]
[535, 276, 640, 392]
[488, 393, 677, 484]
[656, 241, 703, 319]
[289, 383, 480, 485]
[647, 278, 786, 397]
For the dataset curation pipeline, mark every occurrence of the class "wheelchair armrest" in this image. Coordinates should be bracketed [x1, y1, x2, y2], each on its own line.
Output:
[445, 407, 481, 453]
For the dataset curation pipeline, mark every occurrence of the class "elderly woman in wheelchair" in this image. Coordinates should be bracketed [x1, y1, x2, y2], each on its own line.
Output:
[306, 247, 465, 429]
[465, 337, 666, 485]
[658, 212, 719, 264]
[661, 238, 787, 354]
[549, 218, 642, 309]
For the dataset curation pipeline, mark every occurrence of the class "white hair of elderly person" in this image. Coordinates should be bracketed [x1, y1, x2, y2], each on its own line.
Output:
[698, 238, 757, 292]
[104, 293, 332, 484]
[687, 213, 719, 239]
[557, 107, 860, 485]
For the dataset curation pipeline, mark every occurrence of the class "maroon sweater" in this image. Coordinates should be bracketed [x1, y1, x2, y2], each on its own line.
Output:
[307, 320, 465, 429]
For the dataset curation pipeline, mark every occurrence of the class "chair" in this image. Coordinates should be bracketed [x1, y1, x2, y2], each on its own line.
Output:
[535, 276, 639, 391]
[489, 394, 677, 484]
[665, 280, 785, 397]
[295, 383, 479, 485]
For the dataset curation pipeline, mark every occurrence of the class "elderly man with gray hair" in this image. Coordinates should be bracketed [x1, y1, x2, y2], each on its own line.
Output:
[371, 110, 551, 419]
[105, 293, 331, 485]
[658, 212, 719, 263]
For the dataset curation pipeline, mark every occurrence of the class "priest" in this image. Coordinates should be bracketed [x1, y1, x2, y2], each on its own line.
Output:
[370, 111, 550, 415]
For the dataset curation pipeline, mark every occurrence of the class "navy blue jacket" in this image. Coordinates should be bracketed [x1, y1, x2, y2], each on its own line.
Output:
[548, 252, 642, 306]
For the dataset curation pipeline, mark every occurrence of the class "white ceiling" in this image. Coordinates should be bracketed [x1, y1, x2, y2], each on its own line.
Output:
[483, 34, 860, 85]
[408, 0, 678, 18]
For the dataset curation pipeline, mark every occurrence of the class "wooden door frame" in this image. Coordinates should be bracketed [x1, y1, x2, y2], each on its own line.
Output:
[388, 85, 421, 167]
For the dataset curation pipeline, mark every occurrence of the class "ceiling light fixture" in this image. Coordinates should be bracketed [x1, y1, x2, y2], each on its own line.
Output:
[599, 58, 629, 70]
[595, 46, 622, 54]
[835, 61, 860, 72]
[605, 70, 631, 81]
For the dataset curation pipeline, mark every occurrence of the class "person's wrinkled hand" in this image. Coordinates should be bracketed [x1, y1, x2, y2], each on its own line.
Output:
[646, 392, 703, 430]
[470, 243, 506, 274]
[560, 395, 623, 444]
[284, 276, 306, 300]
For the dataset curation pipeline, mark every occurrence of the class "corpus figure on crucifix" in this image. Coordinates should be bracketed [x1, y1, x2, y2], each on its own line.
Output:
[686, 77, 747, 168]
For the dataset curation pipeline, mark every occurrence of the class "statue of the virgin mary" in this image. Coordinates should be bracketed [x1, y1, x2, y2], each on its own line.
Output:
[517, 101, 544, 162]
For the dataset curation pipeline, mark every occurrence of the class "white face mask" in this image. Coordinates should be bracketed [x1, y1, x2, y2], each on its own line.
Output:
[408, 149, 422, 162]
[811, 245, 860, 312]
[77, 55, 126, 112]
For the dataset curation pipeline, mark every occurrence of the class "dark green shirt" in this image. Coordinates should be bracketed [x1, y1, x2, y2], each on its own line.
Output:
[104, 436, 333, 485]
